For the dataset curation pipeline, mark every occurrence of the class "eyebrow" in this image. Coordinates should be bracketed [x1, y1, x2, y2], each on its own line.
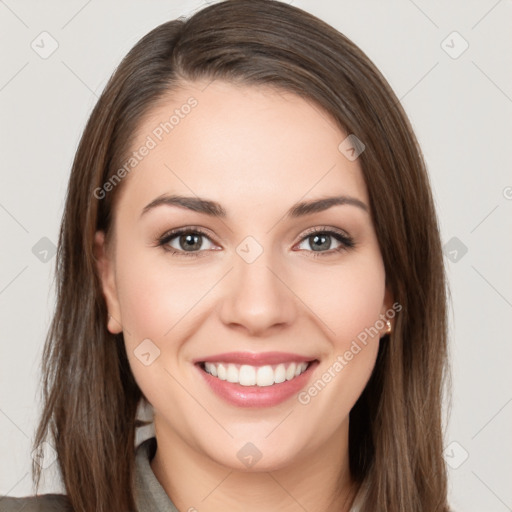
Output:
[140, 194, 369, 219]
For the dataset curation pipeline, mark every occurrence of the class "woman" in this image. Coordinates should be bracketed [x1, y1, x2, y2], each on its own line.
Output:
[1, 0, 450, 510]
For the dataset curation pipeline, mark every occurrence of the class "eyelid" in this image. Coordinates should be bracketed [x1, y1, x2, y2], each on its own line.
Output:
[155, 226, 220, 257]
[297, 225, 352, 242]
[156, 225, 217, 244]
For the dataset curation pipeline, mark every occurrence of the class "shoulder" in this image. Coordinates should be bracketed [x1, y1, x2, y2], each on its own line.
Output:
[0, 494, 72, 512]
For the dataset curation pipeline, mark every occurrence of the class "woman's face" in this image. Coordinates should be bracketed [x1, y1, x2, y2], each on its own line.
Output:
[96, 80, 393, 471]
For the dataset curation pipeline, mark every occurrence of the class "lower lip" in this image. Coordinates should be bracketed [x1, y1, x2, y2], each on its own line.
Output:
[196, 361, 319, 408]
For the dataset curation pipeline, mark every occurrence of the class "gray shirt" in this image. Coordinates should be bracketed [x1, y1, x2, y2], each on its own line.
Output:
[0, 437, 367, 511]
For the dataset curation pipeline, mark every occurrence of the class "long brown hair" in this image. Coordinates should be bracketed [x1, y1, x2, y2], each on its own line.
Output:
[32, 1, 451, 510]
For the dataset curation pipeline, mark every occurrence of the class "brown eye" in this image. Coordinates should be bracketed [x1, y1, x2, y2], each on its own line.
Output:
[176, 233, 204, 252]
[158, 228, 218, 256]
[296, 229, 355, 255]
[304, 233, 334, 251]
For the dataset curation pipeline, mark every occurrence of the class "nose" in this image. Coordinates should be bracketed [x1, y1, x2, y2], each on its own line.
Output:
[218, 250, 298, 337]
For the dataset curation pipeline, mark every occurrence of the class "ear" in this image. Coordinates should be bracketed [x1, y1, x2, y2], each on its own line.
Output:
[379, 284, 395, 338]
[94, 231, 123, 334]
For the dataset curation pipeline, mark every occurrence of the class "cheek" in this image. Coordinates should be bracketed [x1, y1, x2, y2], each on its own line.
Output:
[113, 249, 200, 408]
[114, 247, 211, 341]
[293, 270, 384, 428]
[112, 243, 228, 395]
[293, 251, 386, 346]
[291, 252, 385, 408]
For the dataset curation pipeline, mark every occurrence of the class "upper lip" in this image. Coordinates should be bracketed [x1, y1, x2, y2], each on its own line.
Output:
[194, 351, 316, 366]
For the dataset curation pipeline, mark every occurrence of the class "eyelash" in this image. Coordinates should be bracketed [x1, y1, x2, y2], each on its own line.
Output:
[156, 226, 355, 259]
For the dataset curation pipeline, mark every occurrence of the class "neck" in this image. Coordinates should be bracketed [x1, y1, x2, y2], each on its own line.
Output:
[150, 419, 358, 512]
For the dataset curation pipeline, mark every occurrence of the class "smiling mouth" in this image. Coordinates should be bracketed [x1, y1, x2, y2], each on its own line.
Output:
[197, 361, 314, 387]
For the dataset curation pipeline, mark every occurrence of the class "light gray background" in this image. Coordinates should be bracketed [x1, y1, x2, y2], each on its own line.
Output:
[1, 1, 511, 510]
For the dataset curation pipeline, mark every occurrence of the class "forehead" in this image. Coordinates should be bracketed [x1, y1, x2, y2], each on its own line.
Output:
[115, 80, 369, 218]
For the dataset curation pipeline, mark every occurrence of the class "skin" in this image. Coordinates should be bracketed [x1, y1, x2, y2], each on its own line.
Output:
[95, 80, 394, 512]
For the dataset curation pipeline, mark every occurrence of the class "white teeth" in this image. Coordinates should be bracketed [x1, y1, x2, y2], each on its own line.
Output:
[256, 365, 274, 387]
[239, 365, 256, 386]
[204, 362, 217, 377]
[202, 361, 309, 386]
[286, 363, 296, 381]
[217, 363, 227, 381]
[274, 364, 286, 384]
[226, 364, 238, 383]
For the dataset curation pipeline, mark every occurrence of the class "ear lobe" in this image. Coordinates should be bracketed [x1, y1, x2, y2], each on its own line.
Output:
[379, 285, 395, 336]
[93, 231, 123, 334]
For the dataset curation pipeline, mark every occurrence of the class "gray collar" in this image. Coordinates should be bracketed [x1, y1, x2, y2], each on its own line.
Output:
[134, 437, 180, 512]
[134, 437, 367, 511]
